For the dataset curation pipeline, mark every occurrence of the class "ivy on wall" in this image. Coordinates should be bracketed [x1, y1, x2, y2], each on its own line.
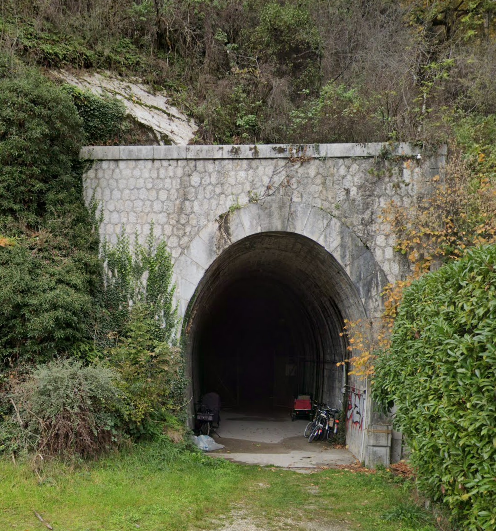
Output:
[63, 85, 127, 145]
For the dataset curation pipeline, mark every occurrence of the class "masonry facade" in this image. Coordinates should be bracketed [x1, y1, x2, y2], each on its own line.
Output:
[82, 143, 446, 465]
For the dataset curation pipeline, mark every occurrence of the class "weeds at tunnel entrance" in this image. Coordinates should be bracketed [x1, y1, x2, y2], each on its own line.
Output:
[98, 227, 186, 440]
[1, 227, 187, 457]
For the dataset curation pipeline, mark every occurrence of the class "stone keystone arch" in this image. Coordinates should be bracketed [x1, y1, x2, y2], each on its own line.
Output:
[174, 197, 388, 322]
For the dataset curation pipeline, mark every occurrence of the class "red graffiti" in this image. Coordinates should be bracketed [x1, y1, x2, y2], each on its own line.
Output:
[347, 388, 365, 430]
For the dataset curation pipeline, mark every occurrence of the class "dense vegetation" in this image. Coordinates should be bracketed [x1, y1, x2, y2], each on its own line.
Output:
[0, 59, 183, 456]
[374, 246, 496, 530]
[0, 61, 100, 367]
[1, 0, 496, 145]
[1, 1, 496, 529]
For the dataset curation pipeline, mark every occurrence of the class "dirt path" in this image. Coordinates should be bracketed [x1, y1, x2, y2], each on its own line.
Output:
[195, 410, 356, 529]
[212, 505, 351, 531]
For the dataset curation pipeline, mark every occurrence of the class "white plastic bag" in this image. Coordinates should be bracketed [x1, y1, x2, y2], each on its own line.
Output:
[192, 434, 224, 451]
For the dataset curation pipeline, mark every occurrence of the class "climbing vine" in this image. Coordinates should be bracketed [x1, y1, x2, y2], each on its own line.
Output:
[341, 137, 496, 378]
[98, 226, 179, 348]
[383, 144, 496, 274]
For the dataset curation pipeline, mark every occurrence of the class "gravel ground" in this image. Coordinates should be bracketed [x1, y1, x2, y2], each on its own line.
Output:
[206, 505, 352, 531]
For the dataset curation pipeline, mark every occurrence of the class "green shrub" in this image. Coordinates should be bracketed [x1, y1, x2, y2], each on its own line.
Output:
[373, 245, 496, 530]
[0, 68, 102, 369]
[1, 359, 124, 457]
[0, 240, 97, 366]
[106, 304, 186, 440]
[196, 83, 264, 144]
[252, 1, 321, 75]
[0, 69, 83, 227]
[288, 82, 380, 143]
[63, 85, 127, 145]
[94, 229, 185, 440]
[453, 113, 496, 180]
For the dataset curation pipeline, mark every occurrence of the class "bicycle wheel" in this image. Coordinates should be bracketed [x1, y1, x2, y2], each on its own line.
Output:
[320, 426, 329, 441]
[200, 421, 211, 436]
[308, 424, 321, 443]
[304, 421, 316, 438]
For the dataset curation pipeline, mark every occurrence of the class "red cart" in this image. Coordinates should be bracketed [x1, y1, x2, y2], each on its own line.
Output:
[291, 394, 313, 421]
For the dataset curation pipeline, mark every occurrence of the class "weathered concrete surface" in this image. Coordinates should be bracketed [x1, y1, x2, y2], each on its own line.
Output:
[210, 411, 356, 469]
[213, 449, 355, 469]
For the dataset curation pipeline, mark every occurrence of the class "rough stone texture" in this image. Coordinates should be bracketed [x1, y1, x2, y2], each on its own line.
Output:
[82, 143, 444, 311]
[82, 142, 446, 464]
[55, 71, 197, 145]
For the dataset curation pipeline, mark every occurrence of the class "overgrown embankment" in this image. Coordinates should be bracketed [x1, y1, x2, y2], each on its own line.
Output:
[0, 59, 185, 457]
[2, 0, 496, 146]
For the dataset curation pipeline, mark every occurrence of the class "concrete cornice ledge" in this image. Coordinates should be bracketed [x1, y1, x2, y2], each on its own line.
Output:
[80, 143, 444, 161]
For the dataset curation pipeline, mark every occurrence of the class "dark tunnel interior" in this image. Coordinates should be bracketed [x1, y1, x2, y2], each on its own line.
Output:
[197, 276, 316, 407]
[186, 232, 366, 412]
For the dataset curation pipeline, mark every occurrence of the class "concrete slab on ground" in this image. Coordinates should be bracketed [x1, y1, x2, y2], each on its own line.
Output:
[208, 409, 356, 470]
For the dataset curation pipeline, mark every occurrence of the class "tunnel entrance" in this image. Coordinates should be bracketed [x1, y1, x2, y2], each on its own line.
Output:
[186, 232, 366, 412]
[198, 276, 313, 408]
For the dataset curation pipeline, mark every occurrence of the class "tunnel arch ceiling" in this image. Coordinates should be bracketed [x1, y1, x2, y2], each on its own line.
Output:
[179, 200, 389, 410]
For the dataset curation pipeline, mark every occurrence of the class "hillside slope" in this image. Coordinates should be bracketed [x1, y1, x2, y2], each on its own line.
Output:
[1, 0, 496, 146]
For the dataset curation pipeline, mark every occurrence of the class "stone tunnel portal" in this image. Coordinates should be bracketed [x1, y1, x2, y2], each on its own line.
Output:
[186, 231, 367, 413]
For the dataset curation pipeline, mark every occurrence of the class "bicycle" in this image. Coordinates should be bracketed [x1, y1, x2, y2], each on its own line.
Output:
[307, 404, 340, 443]
[196, 403, 215, 436]
[322, 407, 340, 442]
[303, 401, 320, 438]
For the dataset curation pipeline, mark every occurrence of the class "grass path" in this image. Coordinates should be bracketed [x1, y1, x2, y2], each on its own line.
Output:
[0, 442, 444, 531]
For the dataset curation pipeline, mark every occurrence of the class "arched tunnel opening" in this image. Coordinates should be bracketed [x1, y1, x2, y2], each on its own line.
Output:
[185, 231, 366, 414]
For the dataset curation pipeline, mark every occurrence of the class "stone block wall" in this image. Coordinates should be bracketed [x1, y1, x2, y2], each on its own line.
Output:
[82, 143, 444, 286]
[82, 143, 446, 465]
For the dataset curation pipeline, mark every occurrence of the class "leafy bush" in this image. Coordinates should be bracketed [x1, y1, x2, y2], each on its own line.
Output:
[0, 67, 102, 369]
[107, 305, 186, 440]
[0, 69, 83, 227]
[96, 229, 184, 439]
[0, 240, 97, 367]
[252, 0, 321, 80]
[64, 85, 127, 145]
[373, 245, 496, 530]
[1, 359, 124, 457]
[196, 82, 264, 144]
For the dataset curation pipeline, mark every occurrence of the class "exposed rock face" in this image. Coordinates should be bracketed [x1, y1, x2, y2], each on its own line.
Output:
[55, 70, 197, 145]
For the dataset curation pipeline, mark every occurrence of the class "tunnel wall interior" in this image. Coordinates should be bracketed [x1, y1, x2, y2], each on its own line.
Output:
[185, 232, 367, 414]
